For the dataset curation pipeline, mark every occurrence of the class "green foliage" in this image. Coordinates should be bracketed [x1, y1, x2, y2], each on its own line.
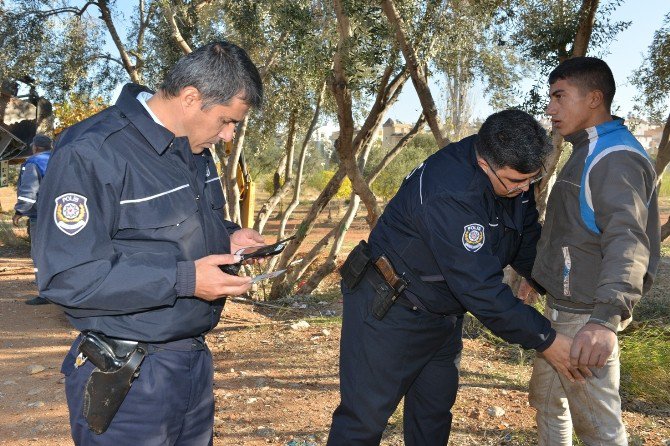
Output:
[367, 133, 438, 200]
[1, 2, 131, 102]
[0, 3, 48, 84]
[54, 93, 108, 134]
[0, 218, 29, 247]
[620, 326, 670, 407]
[508, 0, 630, 113]
[659, 179, 670, 198]
[306, 170, 351, 200]
[631, 12, 670, 122]
[432, 0, 524, 124]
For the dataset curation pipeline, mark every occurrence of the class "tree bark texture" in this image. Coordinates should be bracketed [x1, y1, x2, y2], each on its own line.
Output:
[254, 110, 297, 234]
[98, 0, 141, 83]
[161, 0, 192, 54]
[571, 0, 599, 57]
[536, 0, 599, 219]
[380, 0, 449, 148]
[656, 113, 670, 242]
[268, 65, 409, 299]
[278, 80, 327, 240]
[331, 0, 383, 229]
[277, 111, 424, 295]
[655, 112, 670, 183]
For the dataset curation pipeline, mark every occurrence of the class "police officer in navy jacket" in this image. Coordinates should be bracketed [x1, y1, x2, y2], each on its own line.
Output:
[328, 110, 585, 446]
[34, 41, 264, 445]
[13, 133, 52, 305]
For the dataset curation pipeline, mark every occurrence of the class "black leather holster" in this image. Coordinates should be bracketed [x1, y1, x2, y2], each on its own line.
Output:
[77, 332, 148, 434]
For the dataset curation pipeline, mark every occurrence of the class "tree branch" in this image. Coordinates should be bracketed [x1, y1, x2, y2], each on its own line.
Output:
[161, 0, 192, 54]
[98, 0, 141, 83]
[331, 0, 382, 229]
[572, 0, 600, 57]
[380, 0, 448, 148]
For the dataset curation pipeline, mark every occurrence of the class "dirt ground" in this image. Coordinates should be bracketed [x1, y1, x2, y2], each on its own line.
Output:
[1, 188, 669, 446]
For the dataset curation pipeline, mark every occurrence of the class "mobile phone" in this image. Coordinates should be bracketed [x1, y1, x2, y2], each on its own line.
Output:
[237, 235, 296, 261]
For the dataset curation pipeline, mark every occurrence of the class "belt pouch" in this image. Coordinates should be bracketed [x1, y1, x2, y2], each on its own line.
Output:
[340, 240, 371, 290]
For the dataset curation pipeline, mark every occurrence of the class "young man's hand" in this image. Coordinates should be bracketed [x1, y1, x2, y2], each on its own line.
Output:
[570, 322, 616, 368]
[540, 333, 592, 383]
[11, 214, 23, 227]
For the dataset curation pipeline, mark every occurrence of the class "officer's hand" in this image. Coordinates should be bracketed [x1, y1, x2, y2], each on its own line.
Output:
[540, 333, 591, 383]
[12, 214, 23, 227]
[570, 322, 616, 369]
[194, 254, 252, 301]
[230, 228, 265, 255]
[517, 278, 539, 305]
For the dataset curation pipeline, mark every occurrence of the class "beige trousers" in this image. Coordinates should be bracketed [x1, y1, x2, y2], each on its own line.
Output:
[529, 308, 627, 446]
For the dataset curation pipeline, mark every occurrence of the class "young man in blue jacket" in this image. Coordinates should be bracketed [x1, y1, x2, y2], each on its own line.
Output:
[530, 57, 660, 446]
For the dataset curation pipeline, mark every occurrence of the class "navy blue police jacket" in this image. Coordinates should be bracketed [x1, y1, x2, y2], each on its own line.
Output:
[33, 84, 240, 343]
[369, 135, 555, 351]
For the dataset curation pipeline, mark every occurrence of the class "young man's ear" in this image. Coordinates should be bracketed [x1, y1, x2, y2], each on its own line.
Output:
[588, 89, 605, 110]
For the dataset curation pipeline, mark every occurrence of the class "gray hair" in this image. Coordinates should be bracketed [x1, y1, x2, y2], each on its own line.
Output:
[160, 41, 263, 109]
[476, 109, 551, 173]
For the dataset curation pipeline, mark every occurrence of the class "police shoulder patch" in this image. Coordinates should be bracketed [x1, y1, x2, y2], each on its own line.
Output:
[54, 193, 89, 236]
[462, 223, 485, 252]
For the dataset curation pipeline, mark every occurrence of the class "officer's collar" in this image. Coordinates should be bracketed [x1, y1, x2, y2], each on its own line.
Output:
[115, 83, 175, 155]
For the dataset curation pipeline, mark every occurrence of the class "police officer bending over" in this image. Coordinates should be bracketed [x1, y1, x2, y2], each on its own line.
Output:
[328, 110, 586, 446]
[34, 41, 264, 444]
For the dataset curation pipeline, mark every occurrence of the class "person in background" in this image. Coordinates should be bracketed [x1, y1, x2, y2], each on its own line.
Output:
[13, 133, 52, 305]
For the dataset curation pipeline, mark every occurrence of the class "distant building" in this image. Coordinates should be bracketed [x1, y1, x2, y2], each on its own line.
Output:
[0, 78, 54, 164]
[627, 117, 663, 156]
[328, 125, 383, 148]
[382, 118, 415, 149]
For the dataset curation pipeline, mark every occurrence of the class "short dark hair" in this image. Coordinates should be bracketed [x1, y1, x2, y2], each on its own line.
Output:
[477, 109, 551, 173]
[548, 57, 615, 110]
[161, 41, 263, 109]
[31, 134, 52, 151]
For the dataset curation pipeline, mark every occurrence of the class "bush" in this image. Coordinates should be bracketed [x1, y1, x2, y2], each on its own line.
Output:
[0, 218, 29, 247]
[306, 170, 352, 199]
[620, 326, 670, 407]
[659, 178, 670, 198]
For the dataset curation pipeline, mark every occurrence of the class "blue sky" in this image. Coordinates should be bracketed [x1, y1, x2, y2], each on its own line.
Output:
[387, 0, 669, 123]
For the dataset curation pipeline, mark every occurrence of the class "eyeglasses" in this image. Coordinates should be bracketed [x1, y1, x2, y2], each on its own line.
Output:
[486, 160, 546, 196]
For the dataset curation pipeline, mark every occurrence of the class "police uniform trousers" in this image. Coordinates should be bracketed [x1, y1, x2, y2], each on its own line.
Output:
[62, 335, 214, 446]
[327, 269, 463, 446]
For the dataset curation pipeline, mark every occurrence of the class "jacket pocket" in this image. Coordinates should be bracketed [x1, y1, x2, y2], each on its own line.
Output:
[559, 244, 601, 300]
[118, 184, 198, 230]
